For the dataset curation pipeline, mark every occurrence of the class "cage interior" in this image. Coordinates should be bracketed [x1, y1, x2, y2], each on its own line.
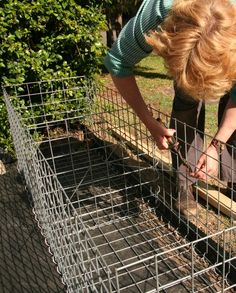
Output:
[3, 77, 236, 292]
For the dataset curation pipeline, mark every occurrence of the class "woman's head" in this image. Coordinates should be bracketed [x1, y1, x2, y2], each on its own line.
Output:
[145, 0, 236, 101]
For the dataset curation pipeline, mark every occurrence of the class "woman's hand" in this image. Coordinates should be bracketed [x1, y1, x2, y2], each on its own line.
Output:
[146, 117, 176, 150]
[190, 145, 219, 180]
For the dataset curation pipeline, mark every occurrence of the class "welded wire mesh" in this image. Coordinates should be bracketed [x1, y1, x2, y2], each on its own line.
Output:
[2, 76, 236, 292]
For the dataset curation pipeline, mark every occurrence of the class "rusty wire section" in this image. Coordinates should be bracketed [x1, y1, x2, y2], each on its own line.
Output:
[2, 76, 236, 292]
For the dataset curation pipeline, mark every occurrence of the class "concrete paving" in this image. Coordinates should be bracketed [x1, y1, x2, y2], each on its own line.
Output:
[0, 163, 66, 293]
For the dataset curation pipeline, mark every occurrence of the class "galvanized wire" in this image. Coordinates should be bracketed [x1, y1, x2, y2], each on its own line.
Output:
[3, 76, 236, 292]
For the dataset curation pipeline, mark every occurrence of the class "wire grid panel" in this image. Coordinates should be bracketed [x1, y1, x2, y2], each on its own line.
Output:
[3, 76, 236, 292]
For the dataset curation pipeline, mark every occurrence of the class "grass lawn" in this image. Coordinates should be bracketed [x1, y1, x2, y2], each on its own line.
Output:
[101, 54, 218, 137]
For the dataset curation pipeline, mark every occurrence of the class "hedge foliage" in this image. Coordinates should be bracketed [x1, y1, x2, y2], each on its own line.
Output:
[0, 0, 107, 152]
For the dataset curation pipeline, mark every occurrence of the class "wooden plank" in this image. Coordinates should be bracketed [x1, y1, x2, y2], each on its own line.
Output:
[196, 182, 236, 219]
[110, 127, 173, 172]
[110, 127, 236, 219]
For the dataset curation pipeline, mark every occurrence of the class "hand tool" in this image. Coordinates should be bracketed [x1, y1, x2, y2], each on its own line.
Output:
[156, 117, 192, 173]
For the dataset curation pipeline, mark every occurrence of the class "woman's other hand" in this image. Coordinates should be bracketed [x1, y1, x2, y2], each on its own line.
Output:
[190, 145, 219, 180]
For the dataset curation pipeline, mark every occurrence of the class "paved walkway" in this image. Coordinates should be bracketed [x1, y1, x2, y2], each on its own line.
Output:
[0, 163, 66, 293]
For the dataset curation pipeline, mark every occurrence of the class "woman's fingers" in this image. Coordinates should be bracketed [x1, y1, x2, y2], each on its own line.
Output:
[190, 150, 218, 180]
[152, 125, 176, 150]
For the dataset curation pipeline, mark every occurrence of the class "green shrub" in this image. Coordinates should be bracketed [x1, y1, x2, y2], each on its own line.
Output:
[0, 0, 107, 152]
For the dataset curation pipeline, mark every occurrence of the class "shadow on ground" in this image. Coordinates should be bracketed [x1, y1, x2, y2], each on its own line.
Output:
[134, 68, 172, 80]
[0, 163, 65, 293]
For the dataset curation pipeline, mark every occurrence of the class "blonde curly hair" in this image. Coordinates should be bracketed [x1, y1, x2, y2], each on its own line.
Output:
[145, 0, 236, 101]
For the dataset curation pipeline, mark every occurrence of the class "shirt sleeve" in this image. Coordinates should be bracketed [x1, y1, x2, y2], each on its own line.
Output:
[104, 0, 173, 76]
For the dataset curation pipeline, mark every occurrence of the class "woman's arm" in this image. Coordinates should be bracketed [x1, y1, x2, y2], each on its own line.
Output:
[104, 2, 174, 149]
[112, 75, 176, 149]
[213, 98, 236, 142]
[191, 98, 236, 180]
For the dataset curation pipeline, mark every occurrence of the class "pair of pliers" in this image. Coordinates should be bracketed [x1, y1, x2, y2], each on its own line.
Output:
[156, 118, 192, 173]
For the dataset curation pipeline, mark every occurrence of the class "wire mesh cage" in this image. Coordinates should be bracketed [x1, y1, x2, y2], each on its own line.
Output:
[2, 76, 236, 292]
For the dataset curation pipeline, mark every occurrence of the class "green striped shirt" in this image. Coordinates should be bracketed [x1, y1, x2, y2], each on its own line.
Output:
[104, 0, 236, 102]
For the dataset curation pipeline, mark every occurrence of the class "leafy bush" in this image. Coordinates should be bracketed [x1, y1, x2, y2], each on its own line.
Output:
[0, 0, 107, 152]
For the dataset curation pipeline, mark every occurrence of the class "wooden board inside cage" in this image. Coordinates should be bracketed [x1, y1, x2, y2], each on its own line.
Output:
[110, 127, 236, 220]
